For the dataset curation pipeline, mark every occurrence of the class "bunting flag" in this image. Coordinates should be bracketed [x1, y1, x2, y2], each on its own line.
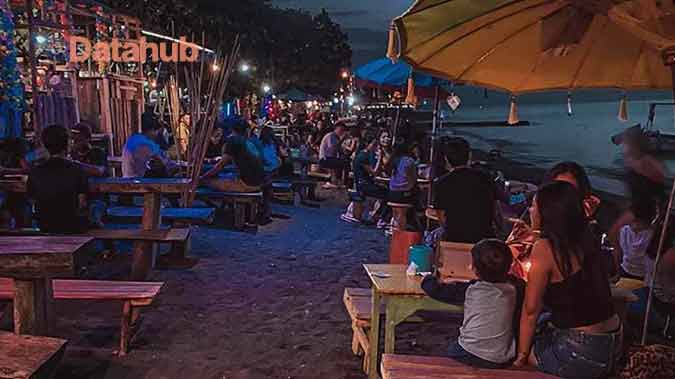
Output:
[508, 96, 520, 126]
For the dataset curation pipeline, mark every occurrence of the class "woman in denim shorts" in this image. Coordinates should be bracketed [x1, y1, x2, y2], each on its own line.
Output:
[514, 182, 622, 379]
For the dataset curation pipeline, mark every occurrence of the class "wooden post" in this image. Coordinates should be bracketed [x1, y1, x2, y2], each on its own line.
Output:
[13, 278, 54, 336]
[27, 0, 40, 139]
[130, 193, 161, 280]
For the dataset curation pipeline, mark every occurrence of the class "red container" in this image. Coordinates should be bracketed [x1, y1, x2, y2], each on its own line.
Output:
[389, 229, 423, 265]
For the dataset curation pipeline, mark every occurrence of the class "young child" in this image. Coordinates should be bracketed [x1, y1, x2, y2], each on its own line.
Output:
[616, 198, 657, 279]
[422, 239, 525, 369]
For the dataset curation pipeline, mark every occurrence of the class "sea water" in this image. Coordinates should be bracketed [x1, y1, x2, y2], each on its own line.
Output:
[433, 89, 675, 196]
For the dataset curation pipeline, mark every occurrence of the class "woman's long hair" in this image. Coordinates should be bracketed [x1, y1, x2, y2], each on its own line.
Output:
[545, 161, 592, 198]
[537, 181, 598, 277]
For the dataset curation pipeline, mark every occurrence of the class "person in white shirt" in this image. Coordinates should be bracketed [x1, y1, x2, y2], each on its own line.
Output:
[318, 123, 347, 188]
[121, 113, 175, 178]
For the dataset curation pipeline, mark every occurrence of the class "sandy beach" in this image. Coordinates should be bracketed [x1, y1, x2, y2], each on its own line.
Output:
[0, 161, 667, 379]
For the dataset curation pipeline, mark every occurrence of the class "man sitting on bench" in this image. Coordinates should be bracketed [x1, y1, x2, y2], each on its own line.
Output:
[200, 119, 264, 193]
[27, 124, 89, 234]
[122, 113, 176, 179]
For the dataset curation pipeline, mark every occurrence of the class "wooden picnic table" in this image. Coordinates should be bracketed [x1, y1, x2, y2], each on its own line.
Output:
[375, 177, 431, 187]
[90, 178, 192, 280]
[363, 264, 463, 379]
[0, 236, 92, 336]
[0, 177, 192, 280]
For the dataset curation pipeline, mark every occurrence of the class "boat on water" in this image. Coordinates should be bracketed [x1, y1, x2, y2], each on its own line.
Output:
[611, 103, 675, 154]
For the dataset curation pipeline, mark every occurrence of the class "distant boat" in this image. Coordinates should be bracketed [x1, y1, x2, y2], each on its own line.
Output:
[611, 103, 675, 154]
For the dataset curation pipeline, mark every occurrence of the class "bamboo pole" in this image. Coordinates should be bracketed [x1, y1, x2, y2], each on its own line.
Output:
[641, 60, 675, 345]
[180, 36, 241, 206]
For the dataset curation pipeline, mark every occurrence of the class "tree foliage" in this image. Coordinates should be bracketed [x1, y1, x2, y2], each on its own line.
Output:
[102, 0, 352, 96]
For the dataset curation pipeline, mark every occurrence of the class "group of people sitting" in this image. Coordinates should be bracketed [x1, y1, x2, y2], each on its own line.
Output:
[0, 109, 292, 232]
[423, 138, 672, 378]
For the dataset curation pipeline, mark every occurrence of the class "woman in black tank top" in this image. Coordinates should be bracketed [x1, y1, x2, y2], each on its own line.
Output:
[514, 182, 622, 379]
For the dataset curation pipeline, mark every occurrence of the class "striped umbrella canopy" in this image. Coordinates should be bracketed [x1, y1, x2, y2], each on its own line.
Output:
[389, 0, 675, 94]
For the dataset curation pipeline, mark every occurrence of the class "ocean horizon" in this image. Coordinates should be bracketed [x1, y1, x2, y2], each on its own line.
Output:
[426, 88, 674, 197]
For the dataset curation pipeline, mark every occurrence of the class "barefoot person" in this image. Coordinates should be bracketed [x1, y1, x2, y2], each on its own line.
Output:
[514, 182, 622, 379]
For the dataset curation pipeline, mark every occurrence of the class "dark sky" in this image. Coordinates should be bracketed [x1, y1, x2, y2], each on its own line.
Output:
[271, 0, 412, 66]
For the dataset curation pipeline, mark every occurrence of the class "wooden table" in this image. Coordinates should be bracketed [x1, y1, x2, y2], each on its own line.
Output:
[375, 177, 431, 188]
[90, 178, 192, 280]
[364, 264, 463, 379]
[0, 176, 28, 193]
[0, 332, 68, 379]
[0, 236, 92, 335]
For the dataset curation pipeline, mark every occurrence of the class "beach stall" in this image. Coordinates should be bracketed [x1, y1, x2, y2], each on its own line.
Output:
[6, 0, 78, 137]
[70, 0, 145, 155]
[388, 0, 675, 349]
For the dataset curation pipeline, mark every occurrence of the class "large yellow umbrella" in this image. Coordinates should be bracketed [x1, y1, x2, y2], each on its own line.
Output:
[389, 0, 675, 347]
[389, 0, 675, 94]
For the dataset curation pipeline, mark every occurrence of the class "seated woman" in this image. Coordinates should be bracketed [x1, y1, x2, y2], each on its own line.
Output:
[342, 134, 388, 224]
[515, 182, 622, 379]
[386, 141, 418, 230]
[200, 119, 264, 193]
[544, 161, 601, 220]
[509, 161, 599, 278]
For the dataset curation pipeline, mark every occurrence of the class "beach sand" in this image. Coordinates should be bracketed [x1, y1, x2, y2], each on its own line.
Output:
[0, 162, 668, 378]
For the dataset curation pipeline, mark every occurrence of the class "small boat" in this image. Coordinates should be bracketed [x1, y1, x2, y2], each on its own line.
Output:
[611, 103, 675, 154]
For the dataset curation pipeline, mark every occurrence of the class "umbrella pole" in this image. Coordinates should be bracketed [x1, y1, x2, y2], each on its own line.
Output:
[426, 86, 441, 231]
[641, 63, 675, 345]
[393, 101, 401, 145]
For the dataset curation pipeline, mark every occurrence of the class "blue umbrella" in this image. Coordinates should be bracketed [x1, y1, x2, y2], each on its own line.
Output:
[354, 58, 448, 93]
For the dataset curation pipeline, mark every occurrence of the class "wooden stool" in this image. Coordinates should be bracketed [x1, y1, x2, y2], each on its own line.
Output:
[387, 202, 414, 230]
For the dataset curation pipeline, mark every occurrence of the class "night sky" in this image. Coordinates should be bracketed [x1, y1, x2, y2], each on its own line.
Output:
[271, 0, 412, 66]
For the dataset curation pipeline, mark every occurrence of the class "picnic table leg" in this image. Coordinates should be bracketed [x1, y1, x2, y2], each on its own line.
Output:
[384, 298, 421, 354]
[13, 278, 54, 336]
[368, 288, 381, 379]
[130, 193, 161, 280]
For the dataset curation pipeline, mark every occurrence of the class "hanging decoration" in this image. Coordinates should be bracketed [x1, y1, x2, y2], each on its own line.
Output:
[0, 0, 25, 139]
[567, 92, 573, 116]
[507, 96, 520, 125]
[404, 76, 417, 107]
[386, 23, 398, 63]
[447, 92, 461, 112]
[618, 92, 629, 122]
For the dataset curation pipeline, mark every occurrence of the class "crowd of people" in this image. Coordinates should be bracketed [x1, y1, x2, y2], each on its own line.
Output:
[1, 105, 673, 379]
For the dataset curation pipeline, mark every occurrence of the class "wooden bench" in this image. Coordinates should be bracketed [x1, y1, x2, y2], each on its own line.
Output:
[343, 288, 387, 374]
[381, 354, 561, 379]
[271, 181, 295, 204]
[0, 332, 68, 379]
[195, 189, 263, 229]
[0, 278, 163, 356]
[106, 207, 216, 225]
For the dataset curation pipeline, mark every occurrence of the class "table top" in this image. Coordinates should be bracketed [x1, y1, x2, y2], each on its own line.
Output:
[0, 177, 192, 194]
[375, 177, 431, 185]
[0, 236, 92, 255]
[364, 264, 428, 296]
[89, 177, 192, 194]
[0, 236, 93, 278]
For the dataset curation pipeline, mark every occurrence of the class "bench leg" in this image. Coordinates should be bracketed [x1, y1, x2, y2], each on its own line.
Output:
[233, 201, 246, 229]
[249, 201, 260, 225]
[120, 301, 132, 356]
[351, 325, 361, 355]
